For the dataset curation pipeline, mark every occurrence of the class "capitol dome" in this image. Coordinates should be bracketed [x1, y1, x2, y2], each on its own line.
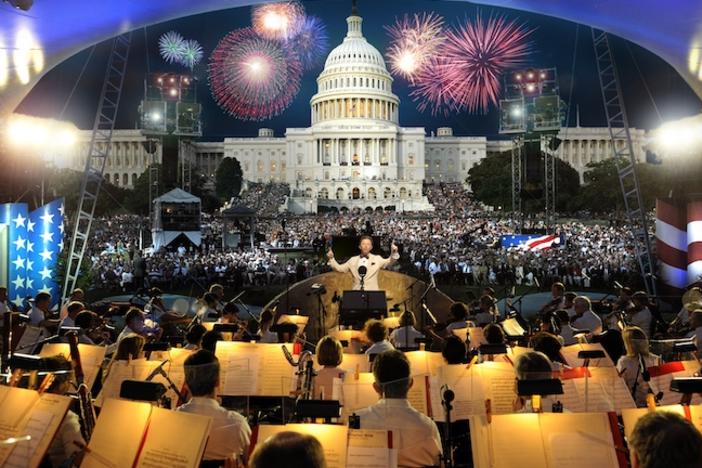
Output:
[310, 11, 400, 126]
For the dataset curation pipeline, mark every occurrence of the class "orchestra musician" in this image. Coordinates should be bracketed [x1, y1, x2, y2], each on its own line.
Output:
[355, 350, 442, 467]
[513, 351, 563, 413]
[616, 326, 660, 407]
[474, 295, 499, 326]
[327, 235, 399, 291]
[208, 284, 226, 313]
[28, 291, 59, 331]
[363, 319, 394, 355]
[389, 311, 425, 350]
[314, 336, 346, 400]
[250, 432, 325, 468]
[571, 296, 603, 336]
[42, 355, 86, 467]
[177, 349, 251, 465]
[626, 292, 654, 338]
[539, 282, 566, 316]
[60, 288, 85, 320]
[59, 301, 85, 330]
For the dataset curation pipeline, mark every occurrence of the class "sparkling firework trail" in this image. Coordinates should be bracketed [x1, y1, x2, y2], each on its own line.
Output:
[289, 16, 329, 71]
[252, 1, 305, 41]
[180, 39, 204, 69]
[442, 15, 534, 114]
[209, 28, 302, 121]
[385, 12, 445, 81]
[159, 31, 186, 64]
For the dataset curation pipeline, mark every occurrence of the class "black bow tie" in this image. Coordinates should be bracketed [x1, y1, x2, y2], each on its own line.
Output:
[360, 255, 369, 259]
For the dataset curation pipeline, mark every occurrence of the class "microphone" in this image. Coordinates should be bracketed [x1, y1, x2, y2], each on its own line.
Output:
[145, 360, 169, 382]
[358, 265, 367, 277]
[441, 385, 455, 404]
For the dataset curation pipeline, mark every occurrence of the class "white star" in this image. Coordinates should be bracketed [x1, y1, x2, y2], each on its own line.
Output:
[39, 284, 51, 295]
[39, 266, 52, 280]
[12, 256, 24, 269]
[40, 249, 52, 262]
[26, 220, 35, 232]
[25, 259, 33, 271]
[59, 223, 65, 234]
[11, 294, 24, 308]
[41, 231, 54, 243]
[25, 278, 34, 290]
[13, 235, 25, 250]
[11, 276, 24, 290]
[59, 204, 65, 216]
[40, 211, 54, 225]
[13, 213, 26, 229]
[26, 241, 34, 253]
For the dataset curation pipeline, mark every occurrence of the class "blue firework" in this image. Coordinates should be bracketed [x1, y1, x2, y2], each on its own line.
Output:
[288, 16, 329, 71]
[159, 31, 186, 64]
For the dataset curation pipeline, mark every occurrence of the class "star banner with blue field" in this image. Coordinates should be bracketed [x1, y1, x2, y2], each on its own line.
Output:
[1, 203, 30, 309]
[27, 198, 65, 310]
[500, 233, 565, 251]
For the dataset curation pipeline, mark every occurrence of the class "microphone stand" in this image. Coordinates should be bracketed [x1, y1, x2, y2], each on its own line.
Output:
[441, 386, 455, 468]
[147, 362, 185, 406]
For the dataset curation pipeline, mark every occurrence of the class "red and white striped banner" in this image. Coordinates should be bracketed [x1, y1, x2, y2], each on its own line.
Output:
[656, 198, 702, 292]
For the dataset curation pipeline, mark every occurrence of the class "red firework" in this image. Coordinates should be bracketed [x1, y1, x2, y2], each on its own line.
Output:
[413, 15, 534, 115]
[208, 28, 302, 121]
[252, 1, 305, 41]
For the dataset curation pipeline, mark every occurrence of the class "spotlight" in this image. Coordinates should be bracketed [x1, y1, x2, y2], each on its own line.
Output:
[539, 72, 546, 79]
[58, 129, 77, 147]
[515, 73, 522, 81]
[169, 77, 175, 84]
[526, 71, 534, 80]
[169, 88, 177, 97]
[526, 83, 536, 93]
[150, 112, 162, 122]
[510, 106, 523, 118]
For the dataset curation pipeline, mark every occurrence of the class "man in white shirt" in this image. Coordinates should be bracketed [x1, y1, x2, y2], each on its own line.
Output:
[60, 288, 85, 320]
[364, 319, 395, 355]
[177, 350, 251, 463]
[628, 291, 653, 337]
[572, 296, 603, 336]
[59, 301, 85, 330]
[28, 292, 55, 328]
[356, 350, 442, 467]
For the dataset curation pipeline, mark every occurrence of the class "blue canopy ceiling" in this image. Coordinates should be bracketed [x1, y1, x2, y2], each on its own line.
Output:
[0, 0, 701, 118]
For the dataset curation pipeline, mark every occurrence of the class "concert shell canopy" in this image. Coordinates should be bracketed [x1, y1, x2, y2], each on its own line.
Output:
[1, 0, 701, 118]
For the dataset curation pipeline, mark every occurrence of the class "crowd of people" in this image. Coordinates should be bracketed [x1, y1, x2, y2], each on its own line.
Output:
[81, 182, 644, 294]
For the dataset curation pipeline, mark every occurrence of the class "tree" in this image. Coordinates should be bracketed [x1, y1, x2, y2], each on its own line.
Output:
[125, 164, 164, 215]
[568, 159, 669, 213]
[215, 157, 243, 201]
[46, 168, 131, 217]
[468, 150, 581, 213]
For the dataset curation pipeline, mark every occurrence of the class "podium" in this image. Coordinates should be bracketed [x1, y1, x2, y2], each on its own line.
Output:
[340, 290, 387, 328]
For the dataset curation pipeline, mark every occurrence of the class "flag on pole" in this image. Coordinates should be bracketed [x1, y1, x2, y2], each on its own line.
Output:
[1, 203, 30, 309]
[27, 198, 65, 310]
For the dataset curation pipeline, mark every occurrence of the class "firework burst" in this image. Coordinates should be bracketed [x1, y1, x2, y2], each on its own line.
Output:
[385, 12, 446, 81]
[252, 1, 305, 41]
[209, 28, 302, 121]
[442, 15, 534, 114]
[288, 16, 329, 71]
[159, 31, 186, 64]
[180, 39, 204, 69]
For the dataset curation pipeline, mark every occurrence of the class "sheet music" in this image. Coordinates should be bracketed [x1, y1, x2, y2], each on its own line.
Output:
[347, 430, 396, 468]
[649, 361, 702, 406]
[546, 432, 616, 468]
[570, 369, 635, 413]
[40, 343, 106, 391]
[432, 365, 481, 421]
[5, 410, 53, 468]
[95, 359, 160, 406]
[406, 375, 429, 417]
[340, 373, 378, 420]
[221, 356, 259, 396]
[404, 351, 444, 377]
[490, 414, 546, 468]
[474, 363, 517, 415]
[560, 343, 614, 368]
[259, 344, 296, 396]
[14, 326, 46, 354]
[337, 353, 370, 375]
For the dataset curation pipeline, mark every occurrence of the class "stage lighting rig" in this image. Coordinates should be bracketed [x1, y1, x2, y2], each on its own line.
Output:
[139, 73, 201, 137]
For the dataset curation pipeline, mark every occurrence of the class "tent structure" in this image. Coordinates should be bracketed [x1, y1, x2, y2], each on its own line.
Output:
[151, 188, 201, 250]
[0, 0, 701, 118]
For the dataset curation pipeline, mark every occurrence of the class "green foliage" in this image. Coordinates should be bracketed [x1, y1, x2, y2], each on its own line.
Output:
[215, 157, 243, 201]
[46, 168, 131, 217]
[468, 150, 581, 213]
[125, 163, 165, 215]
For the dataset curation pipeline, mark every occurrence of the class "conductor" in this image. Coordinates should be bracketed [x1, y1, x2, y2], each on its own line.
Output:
[327, 235, 399, 291]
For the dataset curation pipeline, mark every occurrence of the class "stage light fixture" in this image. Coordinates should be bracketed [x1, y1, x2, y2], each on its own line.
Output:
[510, 106, 523, 118]
[515, 73, 522, 81]
[169, 88, 177, 97]
[526, 71, 534, 80]
[150, 112, 162, 122]
[526, 83, 536, 93]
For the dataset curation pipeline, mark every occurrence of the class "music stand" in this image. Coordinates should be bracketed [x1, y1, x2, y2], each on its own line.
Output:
[340, 290, 387, 328]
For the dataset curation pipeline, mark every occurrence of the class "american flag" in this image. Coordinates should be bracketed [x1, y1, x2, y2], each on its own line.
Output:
[27, 198, 65, 310]
[1, 203, 30, 309]
[500, 234, 562, 251]
[0, 199, 64, 311]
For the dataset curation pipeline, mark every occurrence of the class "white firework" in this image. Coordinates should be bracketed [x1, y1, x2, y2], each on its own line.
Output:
[159, 31, 186, 64]
[180, 39, 204, 69]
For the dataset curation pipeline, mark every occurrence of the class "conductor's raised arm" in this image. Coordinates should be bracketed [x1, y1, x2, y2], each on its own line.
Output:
[380, 242, 400, 269]
[327, 248, 350, 273]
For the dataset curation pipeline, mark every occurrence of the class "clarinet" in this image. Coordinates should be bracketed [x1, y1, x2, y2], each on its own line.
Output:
[67, 332, 97, 440]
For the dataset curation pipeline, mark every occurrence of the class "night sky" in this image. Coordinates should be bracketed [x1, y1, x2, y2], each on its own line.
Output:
[16, 0, 702, 140]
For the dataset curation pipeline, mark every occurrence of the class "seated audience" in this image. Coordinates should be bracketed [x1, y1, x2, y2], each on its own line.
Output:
[629, 411, 702, 468]
[356, 350, 442, 467]
[616, 326, 660, 407]
[314, 336, 346, 400]
[249, 431, 326, 468]
[178, 350, 251, 464]
[364, 319, 394, 355]
[390, 311, 425, 349]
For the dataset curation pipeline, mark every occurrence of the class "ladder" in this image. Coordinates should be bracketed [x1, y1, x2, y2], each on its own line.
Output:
[591, 28, 656, 295]
[62, 33, 132, 301]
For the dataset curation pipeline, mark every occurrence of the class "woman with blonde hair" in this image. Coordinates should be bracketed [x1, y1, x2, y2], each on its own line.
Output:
[616, 326, 660, 407]
[314, 335, 346, 400]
